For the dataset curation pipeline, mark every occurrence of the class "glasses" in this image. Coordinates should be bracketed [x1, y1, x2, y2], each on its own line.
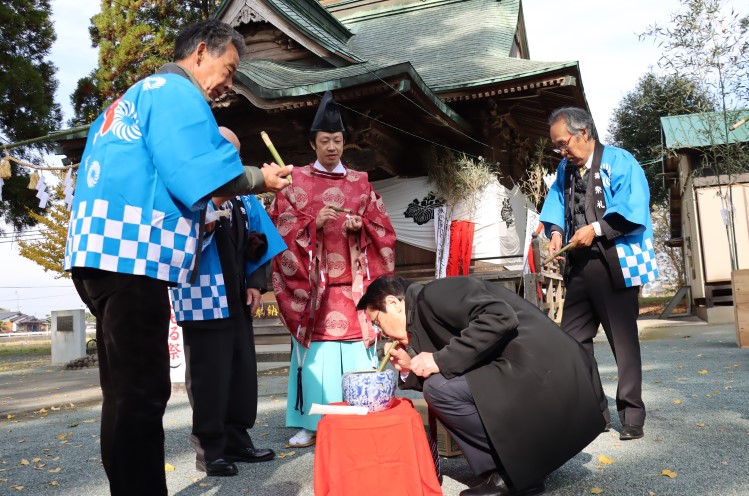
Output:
[552, 134, 575, 154]
[371, 311, 381, 334]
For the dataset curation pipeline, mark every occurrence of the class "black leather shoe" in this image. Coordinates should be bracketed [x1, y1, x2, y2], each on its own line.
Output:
[459, 472, 545, 496]
[225, 447, 275, 463]
[620, 424, 644, 440]
[196, 458, 238, 476]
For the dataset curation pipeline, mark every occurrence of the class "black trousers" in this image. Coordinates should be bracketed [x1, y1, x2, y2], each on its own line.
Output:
[561, 256, 645, 426]
[72, 269, 171, 496]
[182, 305, 258, 462]
[423, 374, 502, 478]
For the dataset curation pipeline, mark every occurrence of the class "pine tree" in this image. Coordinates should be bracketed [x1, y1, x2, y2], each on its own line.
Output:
[0, 0, 62, 229]
[71, 0, 220, 122]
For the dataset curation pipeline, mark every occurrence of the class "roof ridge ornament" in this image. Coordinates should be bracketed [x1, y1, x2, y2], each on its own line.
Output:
[232, 4, 267, 26]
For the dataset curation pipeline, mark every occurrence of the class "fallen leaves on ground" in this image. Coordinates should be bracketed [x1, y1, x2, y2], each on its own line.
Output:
[672, 399, 682, 405]
[277, 451, 296, 458]
[598, 455, 614, 465]
[19, 459, 29, 466]
[164, 464, 175, 472]
[48, 467, 61, 473]
[591, 487, 604, 494]
[698, 370, 708, 375]
[661, 469, 677, 479]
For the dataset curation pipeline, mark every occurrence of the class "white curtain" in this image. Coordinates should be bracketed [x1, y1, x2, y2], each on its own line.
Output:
[372, 177, 531, 270]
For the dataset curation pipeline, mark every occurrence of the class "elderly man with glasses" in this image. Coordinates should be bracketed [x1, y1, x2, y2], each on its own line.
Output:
[540, 106, 659, 442]
[357, 275, 606, 496]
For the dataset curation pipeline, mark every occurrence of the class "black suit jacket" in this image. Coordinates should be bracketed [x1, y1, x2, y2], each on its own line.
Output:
[403, 277, 604, 488]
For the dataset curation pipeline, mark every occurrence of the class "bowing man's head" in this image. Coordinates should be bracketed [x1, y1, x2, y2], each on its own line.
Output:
[357, 276, 411, 345]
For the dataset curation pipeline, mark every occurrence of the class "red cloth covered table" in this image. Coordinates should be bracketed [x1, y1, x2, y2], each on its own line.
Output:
[314, 398, 443, 496]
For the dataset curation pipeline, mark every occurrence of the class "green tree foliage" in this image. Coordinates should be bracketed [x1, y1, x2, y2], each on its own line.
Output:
[643, 0, 748, 109]
[642, 0, 749, 270]
[71, 0, 221, 123]
[17, 172, 70, 278]
[0, 0, 62, 229]
[69, 71, 103, 127]
[608, 72, 714, 206]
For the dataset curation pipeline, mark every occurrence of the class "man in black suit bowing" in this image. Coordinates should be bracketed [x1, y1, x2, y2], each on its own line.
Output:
[358, 275, 606, 496]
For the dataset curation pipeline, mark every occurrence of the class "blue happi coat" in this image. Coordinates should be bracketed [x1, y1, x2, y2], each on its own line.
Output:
[540, 145, 659, 288]
[170, 195, 287, 322]
[64, 74, 244, 283]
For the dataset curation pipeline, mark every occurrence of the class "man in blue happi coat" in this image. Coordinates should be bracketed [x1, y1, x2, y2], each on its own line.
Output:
[540, 107, 658, 442]
[65, 21, 292, 495]
[170, 127, 287, 477]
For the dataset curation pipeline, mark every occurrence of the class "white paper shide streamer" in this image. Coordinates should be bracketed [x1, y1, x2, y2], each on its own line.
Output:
[35, 172, 49, 209]
[63, 168, 75, 211]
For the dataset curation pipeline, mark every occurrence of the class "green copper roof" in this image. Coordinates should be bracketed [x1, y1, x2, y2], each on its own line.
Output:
[330, 0, 569, 89]
[212, 0, 362, 63]
[266, 0, 363, 62]
[235, 59, 471, 129]
[661, 109, 749, 149]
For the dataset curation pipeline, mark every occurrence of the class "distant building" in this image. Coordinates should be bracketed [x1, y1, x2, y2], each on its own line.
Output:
[661, 108, 749, 323]
[0, 312, 49, 333]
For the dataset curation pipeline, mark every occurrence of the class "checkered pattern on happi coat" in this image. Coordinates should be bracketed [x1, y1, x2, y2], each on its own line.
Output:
[616, 236, 659, 287]
[65, 199, 198, 283]
[170, 273, 228, 321]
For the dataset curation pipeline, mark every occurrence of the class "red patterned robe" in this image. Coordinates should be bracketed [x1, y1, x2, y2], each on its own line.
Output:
[270, 164, 396, 348]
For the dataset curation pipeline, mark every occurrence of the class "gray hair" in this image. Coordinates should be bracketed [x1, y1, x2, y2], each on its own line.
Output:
[173, 20, 245, 61]
[548, 107, 597, 140]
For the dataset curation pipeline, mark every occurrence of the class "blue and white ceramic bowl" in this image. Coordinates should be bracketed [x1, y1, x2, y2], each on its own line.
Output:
[341, 369, 396, 412]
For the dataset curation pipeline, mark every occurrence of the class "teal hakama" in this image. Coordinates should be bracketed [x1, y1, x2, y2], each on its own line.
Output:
[286, 340, 376, 430]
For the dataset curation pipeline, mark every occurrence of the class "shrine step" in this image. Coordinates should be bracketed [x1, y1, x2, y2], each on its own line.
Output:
[255, 342, 291, 363]
[254, 319, 291, 363]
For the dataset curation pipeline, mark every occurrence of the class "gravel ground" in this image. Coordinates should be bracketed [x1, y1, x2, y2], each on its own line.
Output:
[0, 321, 747, 495]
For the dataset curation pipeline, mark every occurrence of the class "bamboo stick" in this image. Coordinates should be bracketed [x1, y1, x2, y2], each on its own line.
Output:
[542, 242, 573, 266]
[260, 131, 292, 183]
[328, 205, 355, 214]
[377, 340, 399, 372]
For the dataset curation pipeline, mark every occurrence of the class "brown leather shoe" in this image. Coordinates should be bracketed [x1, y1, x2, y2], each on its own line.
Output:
[620, 424, 644, 440]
